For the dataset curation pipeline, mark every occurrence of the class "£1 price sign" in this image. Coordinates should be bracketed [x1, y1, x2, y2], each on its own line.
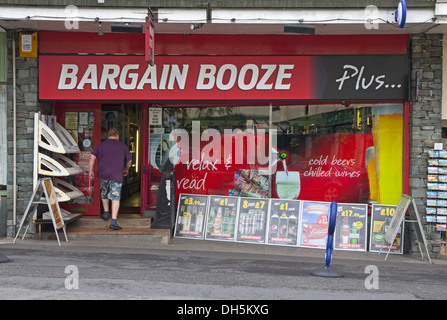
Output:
[267, 199, 301, 246]
[205, 196, 239, 241]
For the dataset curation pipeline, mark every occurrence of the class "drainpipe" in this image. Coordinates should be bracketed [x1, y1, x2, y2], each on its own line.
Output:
[12, 33, 16, 238]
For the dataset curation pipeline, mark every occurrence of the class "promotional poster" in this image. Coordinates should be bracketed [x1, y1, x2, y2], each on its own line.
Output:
[205, 195, 239, 241]
[334, 203, 368, 251]
[174, 194, 208, 239]
[236, 197, 269, 244]
[369, 204, 404, 254]
[267, 199, 301, 246]
[298, 201, 331, 249]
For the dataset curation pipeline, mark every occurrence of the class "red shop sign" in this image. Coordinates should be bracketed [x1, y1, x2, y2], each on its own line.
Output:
[39, 54, 408, 101]
[145, 16, 155, 66]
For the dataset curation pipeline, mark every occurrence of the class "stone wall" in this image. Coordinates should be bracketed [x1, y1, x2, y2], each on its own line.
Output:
[5, 31, 51, 236]
[410, 33, 443, 258]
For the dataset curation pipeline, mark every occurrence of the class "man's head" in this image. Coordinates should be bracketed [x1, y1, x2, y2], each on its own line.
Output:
[107, 127, 120, 139]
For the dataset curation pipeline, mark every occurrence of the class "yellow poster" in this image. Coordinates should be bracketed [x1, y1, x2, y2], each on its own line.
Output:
[65, 112, 78, 130]
[43, 179, 64, 230]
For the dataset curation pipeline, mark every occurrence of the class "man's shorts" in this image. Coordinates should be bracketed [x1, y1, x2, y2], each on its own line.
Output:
[100, 179, 122, 201]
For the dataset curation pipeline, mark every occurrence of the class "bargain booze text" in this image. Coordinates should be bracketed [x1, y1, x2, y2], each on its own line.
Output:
[57, 63, 294, 91]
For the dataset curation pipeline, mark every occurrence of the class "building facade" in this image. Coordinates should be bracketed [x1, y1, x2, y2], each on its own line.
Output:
[0, 0, 445, 257]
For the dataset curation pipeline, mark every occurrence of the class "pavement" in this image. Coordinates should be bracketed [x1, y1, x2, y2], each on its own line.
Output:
[1, 233, 442, 267]
[2, 234, 447, 300]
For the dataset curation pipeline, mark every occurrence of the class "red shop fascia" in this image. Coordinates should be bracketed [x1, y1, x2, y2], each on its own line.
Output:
[38, 31, 410, 215]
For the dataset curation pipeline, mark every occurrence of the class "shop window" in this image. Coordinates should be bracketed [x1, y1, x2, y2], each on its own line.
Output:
[150, 104, 403, 205]
[274, 104, 403, 205]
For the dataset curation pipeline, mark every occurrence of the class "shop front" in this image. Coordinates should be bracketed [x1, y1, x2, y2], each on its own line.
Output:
[38, 31, 410, 217]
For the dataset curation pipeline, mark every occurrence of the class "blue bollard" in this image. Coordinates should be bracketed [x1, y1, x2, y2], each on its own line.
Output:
[310, 201, 344, 278]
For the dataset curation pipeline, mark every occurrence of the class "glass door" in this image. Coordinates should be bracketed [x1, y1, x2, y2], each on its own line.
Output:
[142, 104, 169, 210]
[53, 103, 101, 216]
[101, 104, 142, 214]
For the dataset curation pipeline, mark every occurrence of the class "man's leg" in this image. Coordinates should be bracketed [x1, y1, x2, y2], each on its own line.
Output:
[109, 181, 123, 230]
[100, 180, 110, 220]
[109, 200, 122, 230]
[111, 200, 120, 220]
[101, 198, 110, 220]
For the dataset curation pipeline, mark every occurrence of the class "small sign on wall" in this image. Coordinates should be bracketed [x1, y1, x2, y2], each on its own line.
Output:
[19, 32, 38, 58]
[149, 107, 162, 126]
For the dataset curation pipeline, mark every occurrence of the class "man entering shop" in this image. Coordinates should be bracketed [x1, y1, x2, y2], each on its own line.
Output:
[89, 127, 132, 230]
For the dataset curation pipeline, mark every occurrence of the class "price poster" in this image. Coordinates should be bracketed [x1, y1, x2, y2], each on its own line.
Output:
[369, 204, 404, 254]
[334, 203, 367, 252]
[236, 197, 269, 244]
[205, 196, 239, 241]
[267, 199, 301, 246]
[298, 201, 331, 249]
[174, 194, 208, 239]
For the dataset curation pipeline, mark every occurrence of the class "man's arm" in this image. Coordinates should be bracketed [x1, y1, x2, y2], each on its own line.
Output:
[123, 160, 132, 177]
[89, 154, 97, 180]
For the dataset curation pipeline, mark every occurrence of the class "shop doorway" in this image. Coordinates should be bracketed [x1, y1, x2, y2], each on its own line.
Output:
[53, 102, 143, 216]
[53, 102, 102, 216]
[101, 104, 142, 214]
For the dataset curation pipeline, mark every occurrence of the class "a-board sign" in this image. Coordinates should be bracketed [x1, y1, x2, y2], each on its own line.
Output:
[369, 204, 404, 254]
[267, 199, 301, 246]
[298, 201, 331, 249]
[205, 195, 239, 241]
[382, 195, 431, 263]
[385, 195, 411, 245]
[174, 194, 208, 239]
[335, 203, 368, 252]
[14, 178, 67, 246]
[236, 197, 269, 244]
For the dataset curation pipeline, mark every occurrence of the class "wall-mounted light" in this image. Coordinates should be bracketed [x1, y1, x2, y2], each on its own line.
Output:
[95, 17, 103, 36]
[283, 24, 315, 35]
[190, 23, 204, 30]
[111, 23, 143, 33]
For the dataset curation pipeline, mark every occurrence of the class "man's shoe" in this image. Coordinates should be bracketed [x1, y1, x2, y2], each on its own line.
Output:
[101, 211, 110, 220]
[109, 224, 123, 231]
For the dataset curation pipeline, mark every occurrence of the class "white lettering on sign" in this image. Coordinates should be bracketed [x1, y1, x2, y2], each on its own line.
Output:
[335, 65, 401, 91]
[57, 63, 294, 92]
[58, 64, 78, 89]
[58, 64, 189, 91]
[196, 64, 293, 91]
